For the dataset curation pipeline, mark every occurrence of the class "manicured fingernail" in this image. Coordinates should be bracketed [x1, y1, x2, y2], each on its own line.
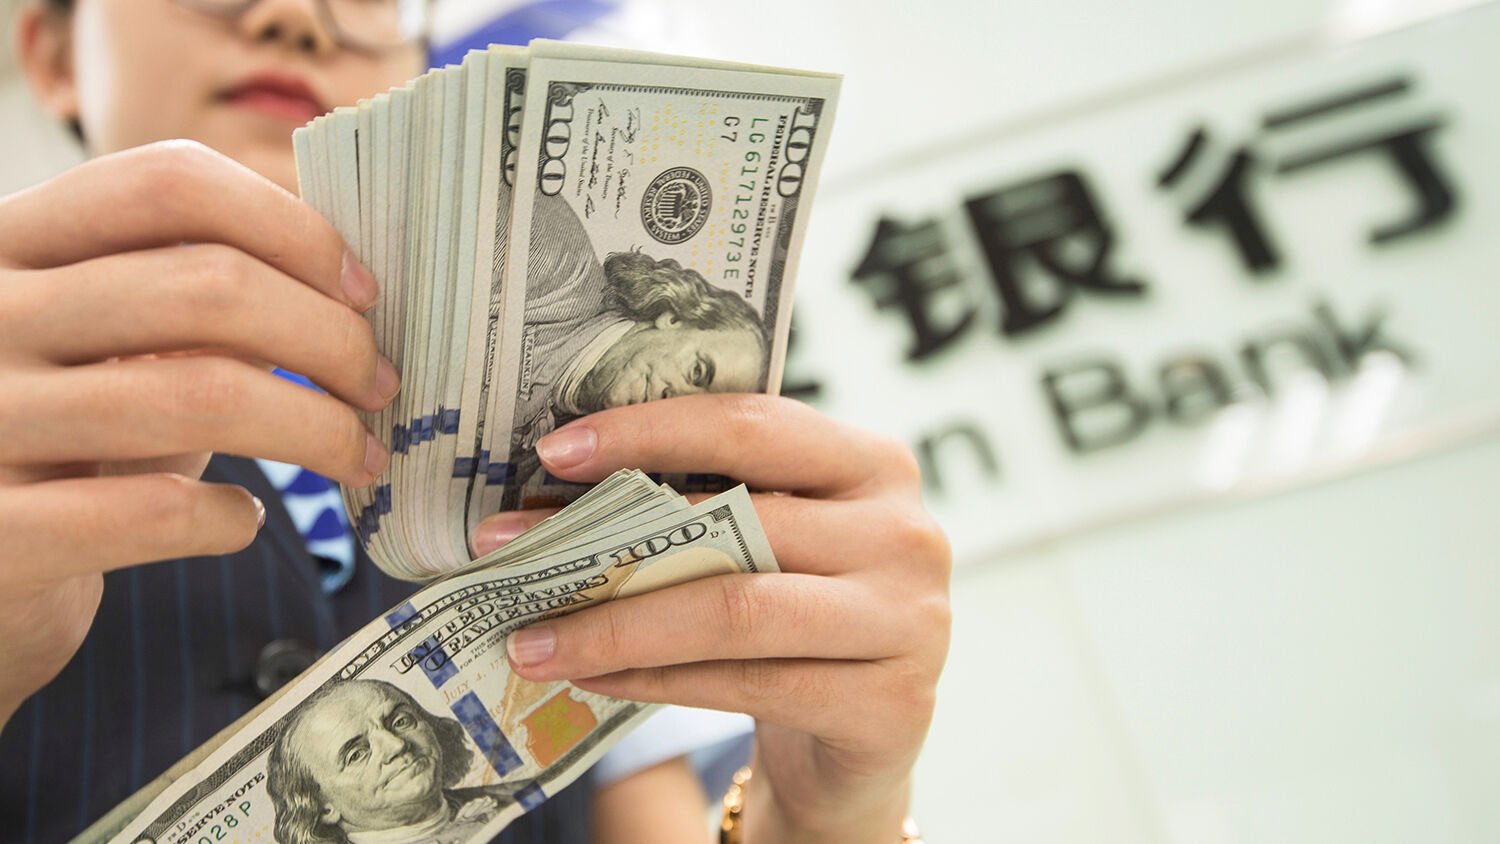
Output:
[375, 356, 401, 401]
[472, 516, 527, 557]
[341, 251, 378, 311]
[252, 495, 266, 529]
[364, 432, 389, 477]
[508, 626, 555, 667]
[536, 426, 596, 470]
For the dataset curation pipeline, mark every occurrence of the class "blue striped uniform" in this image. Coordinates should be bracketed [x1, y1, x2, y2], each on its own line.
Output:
[0, 456, 590, 843]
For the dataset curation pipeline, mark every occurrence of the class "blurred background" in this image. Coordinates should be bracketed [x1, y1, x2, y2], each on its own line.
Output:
[4, 0, 1498, 840]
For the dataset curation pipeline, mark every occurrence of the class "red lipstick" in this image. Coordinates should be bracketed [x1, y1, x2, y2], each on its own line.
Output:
[220, 71, 329, 124]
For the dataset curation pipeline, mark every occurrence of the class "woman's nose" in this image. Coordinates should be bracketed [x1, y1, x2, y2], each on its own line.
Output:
[237, 0, 339, 56]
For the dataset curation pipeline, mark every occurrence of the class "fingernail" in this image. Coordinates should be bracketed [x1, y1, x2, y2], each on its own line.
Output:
[508, 626, 555, 667]
[375, 356, 401, 401]
[364, 432, 389, 477]
[341, 251, 378, 311]
[536, 426, 596, 470]
[471, 516, 527, 557]
[252, 495, 266, 530]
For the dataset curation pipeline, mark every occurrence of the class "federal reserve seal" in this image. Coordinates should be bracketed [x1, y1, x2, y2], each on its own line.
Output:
[641, 167, 712, 244]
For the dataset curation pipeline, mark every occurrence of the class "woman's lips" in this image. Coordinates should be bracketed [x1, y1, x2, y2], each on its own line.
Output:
[220, 73, 328, 124]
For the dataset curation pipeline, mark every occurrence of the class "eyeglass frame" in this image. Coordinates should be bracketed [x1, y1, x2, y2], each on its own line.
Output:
[168, 0, 431, 54]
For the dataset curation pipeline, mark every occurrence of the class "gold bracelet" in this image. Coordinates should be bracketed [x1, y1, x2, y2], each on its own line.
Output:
[719, 766, 925, 844]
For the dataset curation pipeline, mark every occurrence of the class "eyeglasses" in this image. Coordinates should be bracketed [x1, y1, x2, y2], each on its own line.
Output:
[170, 0, 429, 53]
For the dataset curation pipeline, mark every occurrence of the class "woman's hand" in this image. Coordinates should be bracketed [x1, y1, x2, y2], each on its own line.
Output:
[0, 140, 397, 729]
[471, 394, 952, 844]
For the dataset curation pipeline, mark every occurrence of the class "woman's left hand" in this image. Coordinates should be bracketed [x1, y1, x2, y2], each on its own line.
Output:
[470, 394, 952, 844]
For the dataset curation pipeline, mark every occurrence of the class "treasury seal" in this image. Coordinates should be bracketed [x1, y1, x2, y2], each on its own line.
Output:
[641, 167, 712, 244]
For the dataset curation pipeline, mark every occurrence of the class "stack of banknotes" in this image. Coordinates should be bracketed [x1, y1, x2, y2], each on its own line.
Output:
[85, 42, 838, 844]
[100, 474, 778, 843]
[295, 41, 839, 580]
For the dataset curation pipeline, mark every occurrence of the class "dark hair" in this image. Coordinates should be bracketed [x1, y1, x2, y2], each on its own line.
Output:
[265, 680, 474, 844]
[601, 250, 768, 350]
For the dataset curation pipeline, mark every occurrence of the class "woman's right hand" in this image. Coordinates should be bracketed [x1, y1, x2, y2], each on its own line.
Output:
[0, 140, 398, 729]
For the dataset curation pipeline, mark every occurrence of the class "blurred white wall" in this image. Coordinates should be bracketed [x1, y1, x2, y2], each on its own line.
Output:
[4, 2, 1496, 842]
[0, 0, 84, 194]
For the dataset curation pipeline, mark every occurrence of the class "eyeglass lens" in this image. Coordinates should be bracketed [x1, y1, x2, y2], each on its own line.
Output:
[173, 0, 426, 50]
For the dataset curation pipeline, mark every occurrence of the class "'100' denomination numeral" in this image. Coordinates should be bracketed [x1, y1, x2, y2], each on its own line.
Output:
[777, 105, 819, 198]
[605, 521, 710, 566]
[538, 93, 574, 196]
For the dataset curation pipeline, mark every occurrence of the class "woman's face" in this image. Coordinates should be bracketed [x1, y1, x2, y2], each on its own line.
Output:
[52, 0, 423, 191]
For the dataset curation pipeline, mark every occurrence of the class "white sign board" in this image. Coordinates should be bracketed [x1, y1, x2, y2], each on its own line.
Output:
[790, 4, 1500, 562]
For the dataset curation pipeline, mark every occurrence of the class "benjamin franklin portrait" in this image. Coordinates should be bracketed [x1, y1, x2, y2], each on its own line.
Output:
[266, 679, 519, 844]
[506, 194, 769, 495]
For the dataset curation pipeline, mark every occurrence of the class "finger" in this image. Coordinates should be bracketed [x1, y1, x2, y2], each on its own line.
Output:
[471, 495, 855, 572]
[680, 493, 875, 577]
[126, 347, 277, 374]
[470, 507, 562, 558]
[474, 493, 940, 579]
[7, 245, 398, 411]
[573, 658, 874, 740]
[0, 474, 264, 582]
[695, 492, 952, 582]
[505, 574, 899, 682]
[0, 356, 388, 486]
[0, 141, 378, 310]
[4, 245, 399, 410]
[533, 395, 920, 498]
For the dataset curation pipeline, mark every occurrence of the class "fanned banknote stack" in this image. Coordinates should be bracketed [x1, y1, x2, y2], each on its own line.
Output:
[294, 41, 839, 580]
[100, 474, 778, 844]
[87, 42, 838, 844]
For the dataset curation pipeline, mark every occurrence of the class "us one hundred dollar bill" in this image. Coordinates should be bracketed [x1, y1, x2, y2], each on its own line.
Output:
[487, 41, 840, 516]
[291, 42, 838, 580]
[90, 475, 778, 844]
